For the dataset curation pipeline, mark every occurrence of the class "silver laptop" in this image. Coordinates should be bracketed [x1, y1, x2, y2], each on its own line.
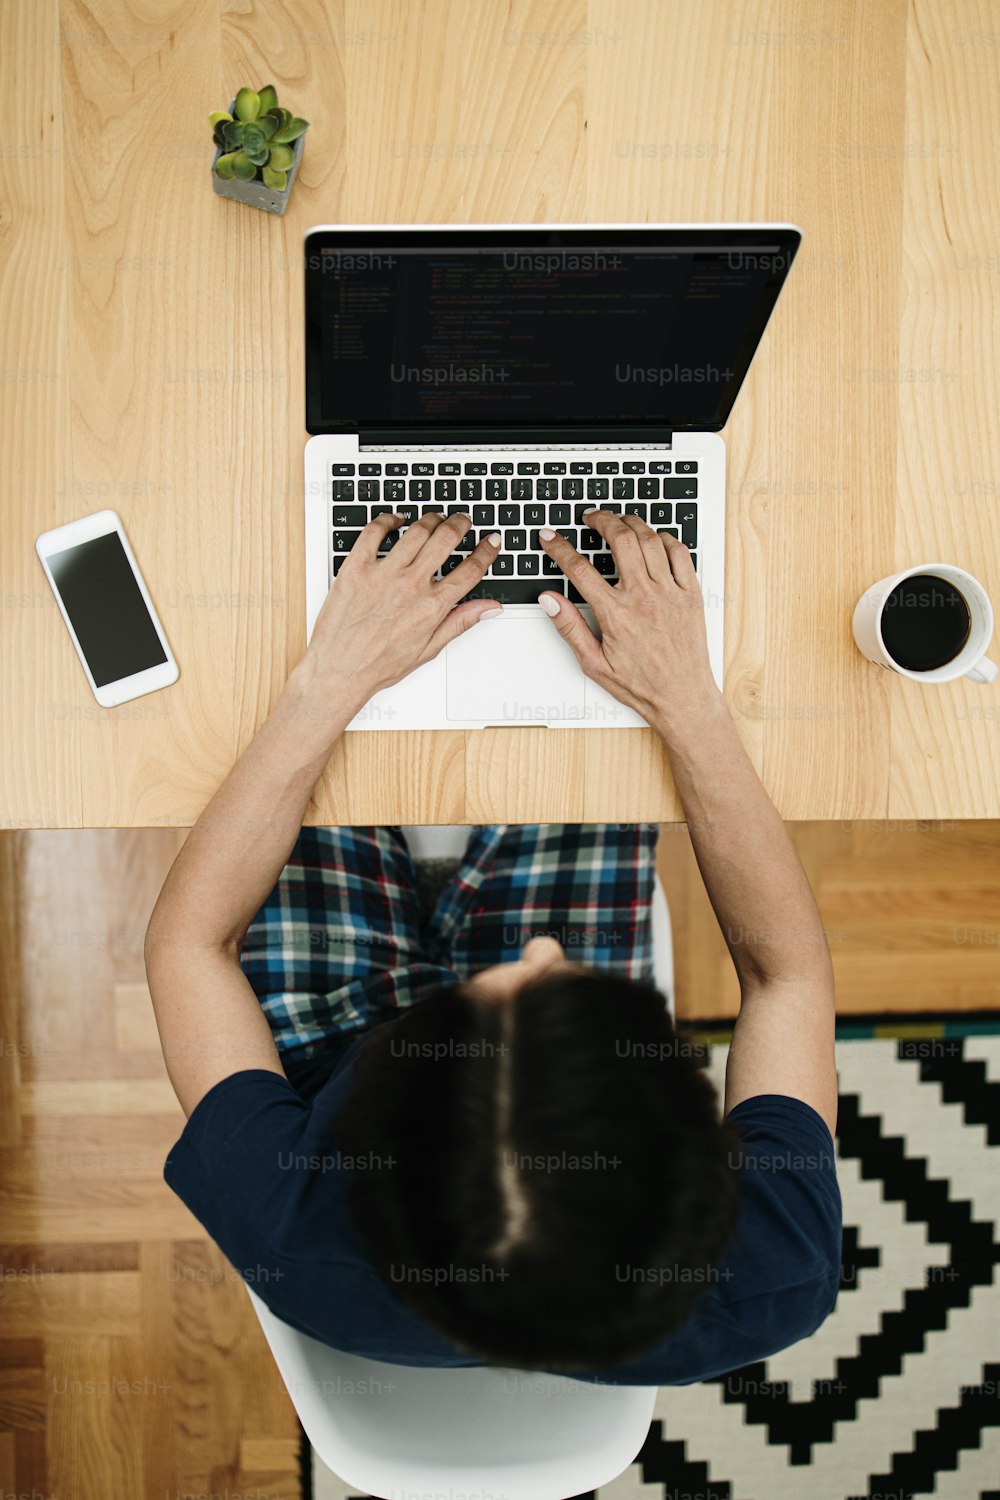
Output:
[304, 223, 801, 730]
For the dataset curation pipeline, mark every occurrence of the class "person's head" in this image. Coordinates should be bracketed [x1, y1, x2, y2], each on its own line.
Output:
[333, 937, 743, 1372]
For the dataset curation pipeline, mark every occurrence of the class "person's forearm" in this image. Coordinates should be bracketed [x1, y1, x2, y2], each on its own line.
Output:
[145, 658, 364, 959]
[650, 690, 834, 989]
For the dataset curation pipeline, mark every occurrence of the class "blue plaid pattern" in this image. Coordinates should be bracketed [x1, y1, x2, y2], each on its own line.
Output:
[238, 823, 661, 1066]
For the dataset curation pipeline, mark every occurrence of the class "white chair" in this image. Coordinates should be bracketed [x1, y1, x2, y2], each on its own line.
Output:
[246, 824, 673, 1498]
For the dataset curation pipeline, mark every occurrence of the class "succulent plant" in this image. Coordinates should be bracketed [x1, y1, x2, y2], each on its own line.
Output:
[210, 85, 309, 191]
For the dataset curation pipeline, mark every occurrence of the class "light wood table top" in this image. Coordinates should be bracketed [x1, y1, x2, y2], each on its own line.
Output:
[3, 0, 998, 828]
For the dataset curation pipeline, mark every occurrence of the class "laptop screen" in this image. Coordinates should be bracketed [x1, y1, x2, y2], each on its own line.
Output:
[304, 226, 801, 439]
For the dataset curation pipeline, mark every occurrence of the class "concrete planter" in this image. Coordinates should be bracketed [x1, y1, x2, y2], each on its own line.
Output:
[210, 98, 305, 216]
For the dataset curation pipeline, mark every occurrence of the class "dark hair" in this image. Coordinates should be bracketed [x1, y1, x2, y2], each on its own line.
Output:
[333, 967, 743, 1372]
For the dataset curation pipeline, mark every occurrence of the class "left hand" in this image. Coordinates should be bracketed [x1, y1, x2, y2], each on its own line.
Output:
[303, 511, 505, 700]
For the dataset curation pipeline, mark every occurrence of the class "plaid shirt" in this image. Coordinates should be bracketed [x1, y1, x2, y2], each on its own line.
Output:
[239, 823, 661, 1066]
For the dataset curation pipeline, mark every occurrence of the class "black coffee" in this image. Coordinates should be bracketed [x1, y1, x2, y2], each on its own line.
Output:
[879, 574, 972, 671]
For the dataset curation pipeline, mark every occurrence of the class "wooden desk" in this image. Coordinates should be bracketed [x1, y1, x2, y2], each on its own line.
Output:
[3, 0, 998, 828]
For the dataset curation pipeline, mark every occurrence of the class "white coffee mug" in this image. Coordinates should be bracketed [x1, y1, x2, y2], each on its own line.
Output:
[852, 563, 998, 684]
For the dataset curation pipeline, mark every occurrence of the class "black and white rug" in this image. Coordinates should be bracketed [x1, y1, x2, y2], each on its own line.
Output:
[306, 1018, 1000, 1500]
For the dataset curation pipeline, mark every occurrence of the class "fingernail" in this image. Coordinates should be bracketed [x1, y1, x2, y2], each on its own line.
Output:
[480, 606, 504, 619]
[539, 526, 556, 539]
[538, 594, 561, 616]
[582, 507, 598, 516]
[488, 531, 502, 546]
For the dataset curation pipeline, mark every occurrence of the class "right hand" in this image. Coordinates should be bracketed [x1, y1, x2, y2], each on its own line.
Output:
[536, 510, 719, 724]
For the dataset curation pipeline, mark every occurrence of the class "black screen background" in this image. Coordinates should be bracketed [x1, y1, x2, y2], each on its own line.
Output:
[310, 240, 796, 433]
[46, 532, 168, 688]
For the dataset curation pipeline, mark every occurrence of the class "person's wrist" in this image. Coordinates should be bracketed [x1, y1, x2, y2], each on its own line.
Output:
[281, 653, 373, 737]
[646, 679, 728, 746]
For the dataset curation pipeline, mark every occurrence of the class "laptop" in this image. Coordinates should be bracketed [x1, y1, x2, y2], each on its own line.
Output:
[304, 223, 801, 730]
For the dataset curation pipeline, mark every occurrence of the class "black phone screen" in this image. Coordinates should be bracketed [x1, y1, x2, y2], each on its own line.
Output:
[46, 531, 168, 688]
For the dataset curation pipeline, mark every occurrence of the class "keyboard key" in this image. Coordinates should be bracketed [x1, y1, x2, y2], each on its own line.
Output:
[486, 479, 507, 501]
[690, 553, 697, 571]
[624, 502, 648, 519]
[358, 480, 380, 503]
[597, 461, 620, 474]
[491, 554, 514, 575]
[517, 462, 540, 474]
[409, 479, 431, 501]
[413, 462, 435, 475]
[461, 479, 482, 502]
[570, 461, 593, 474]
[359, 463, 382, 475]
[612, 478, 634, 500]
[537, 478, 558, 501]
[623, 461, 645, 474]
[587, 478, 609, 500]
[435, 479, 457, 502]
[439, 462, 461, 475]
[473, 504, 495, 526]
[447, 505, 468, 518]
[675, 461, 698, 474]
[396, 503, 418, 523]
[332, 463, 356, 475]
[441, 555, 464, 573]
[456, 531, 474, 552]
[598, 502, 622, 514]
[333, 480, 356, 502]
[370, 505, 396, 518]
[499, 504, 520, 526]
[638, 478, 659, 499]
[505, 529, 527, 550]
[332, 504, 367, 527]
[491, 462, 514, 474]
[385, 480, 406, 504]
[543, 461, 567, 474]
[512, 479, 533, 501]
[332, 554, 348, 573]
[658, 526, 680, 542]
[377, 531, 399, 554]
[464, 462, 487, 474]
[650, 461, 672, 474]
[386, 463, 408, 475]
[465, 577, 565, 604]
[594, 553, 616, 575]
[524, 503, 546, 526]
[563, 479, 584, 500]
[518, 554, 540, 574]
[650, 503, 673, 525]
[333, 530, 362, 553]
[548, 503, 570, 524]
[542, 554, 563, 574]
[676, 503, 698, 546]
[664, 478, 698, 499]
[421, 504, 444, 514]
[574, 503, 594, 524]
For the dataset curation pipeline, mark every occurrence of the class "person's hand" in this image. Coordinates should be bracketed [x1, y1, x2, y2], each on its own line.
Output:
[303, 511, 505, 700]
[535, 510, 719, 724]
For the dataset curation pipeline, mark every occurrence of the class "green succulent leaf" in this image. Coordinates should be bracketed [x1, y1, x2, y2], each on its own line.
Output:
[209, 110, 233, 128]
[233, 87, 260, 122]
[258, 84, 278, 114]
[214, 152, 239, 180]
[231, 150, 258, 180]
[239, 123, 269, 162]
[212, 121, 230, 150]
[267, 143, 293, 171]
[261, 166, 287, 191]
[271, 115, 309, 145]
[222, 119, 243, 149]
[258, 109, 282, 139]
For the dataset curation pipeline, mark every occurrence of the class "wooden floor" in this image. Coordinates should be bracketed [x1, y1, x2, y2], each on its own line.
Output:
[1, 822, 999, 1498]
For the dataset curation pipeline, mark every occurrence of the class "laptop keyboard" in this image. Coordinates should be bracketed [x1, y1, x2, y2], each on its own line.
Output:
[329, 457, 699, 604]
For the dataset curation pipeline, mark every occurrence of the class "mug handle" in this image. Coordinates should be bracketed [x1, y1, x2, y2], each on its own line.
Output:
[965, 655, 999, 685]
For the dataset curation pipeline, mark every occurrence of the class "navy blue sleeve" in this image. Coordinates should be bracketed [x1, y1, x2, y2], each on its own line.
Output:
[163, 1069, 309, 1279]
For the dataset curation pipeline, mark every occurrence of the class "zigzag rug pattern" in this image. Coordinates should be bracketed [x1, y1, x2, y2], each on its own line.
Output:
[309, 1033, 1000, 1500]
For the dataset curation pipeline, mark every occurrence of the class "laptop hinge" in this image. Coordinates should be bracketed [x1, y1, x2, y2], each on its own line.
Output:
[357, 428, 674, 450]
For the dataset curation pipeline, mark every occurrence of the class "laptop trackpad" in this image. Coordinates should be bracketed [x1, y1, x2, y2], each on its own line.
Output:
[445, 616, 588, 723]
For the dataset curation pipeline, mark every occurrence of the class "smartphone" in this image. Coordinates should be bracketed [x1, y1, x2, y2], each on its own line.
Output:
[35, 509, 179, 707]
